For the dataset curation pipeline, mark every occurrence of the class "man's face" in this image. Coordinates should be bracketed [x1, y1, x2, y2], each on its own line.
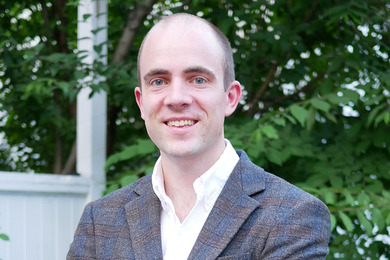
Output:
[135, 21, 241, 162]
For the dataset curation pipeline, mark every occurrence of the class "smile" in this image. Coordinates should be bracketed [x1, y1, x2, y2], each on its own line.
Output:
[166, 120, 196, 127]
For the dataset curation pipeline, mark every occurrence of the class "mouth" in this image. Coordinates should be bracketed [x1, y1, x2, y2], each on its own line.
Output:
[165, 119, 197, 127]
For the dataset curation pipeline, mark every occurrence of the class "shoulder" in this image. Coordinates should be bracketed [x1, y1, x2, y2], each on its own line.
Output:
[234, 150, 329, 213]
[234, 150, 331, 254]
[88, 174, 153, 210]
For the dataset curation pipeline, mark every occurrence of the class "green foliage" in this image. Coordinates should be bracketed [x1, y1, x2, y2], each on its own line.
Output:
[0, 227, 9, 241]
[1, 0, 390, 258]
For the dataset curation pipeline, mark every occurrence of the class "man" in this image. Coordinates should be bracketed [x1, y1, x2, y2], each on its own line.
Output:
[67, 13, 331, 260]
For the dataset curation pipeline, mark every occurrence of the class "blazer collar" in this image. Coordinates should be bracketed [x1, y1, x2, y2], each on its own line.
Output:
[124, 175, 163, 260]
[124, 150, 266, 260]
[188, 150, 265, 260]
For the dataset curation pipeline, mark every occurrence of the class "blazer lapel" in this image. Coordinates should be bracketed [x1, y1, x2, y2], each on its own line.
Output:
[188, 151, 265, 260]
[124, 177, 163, 260]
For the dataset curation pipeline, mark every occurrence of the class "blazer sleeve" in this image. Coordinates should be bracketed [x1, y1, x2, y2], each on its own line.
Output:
[67, 202, 96, 260]
[260, 197, 331, 260]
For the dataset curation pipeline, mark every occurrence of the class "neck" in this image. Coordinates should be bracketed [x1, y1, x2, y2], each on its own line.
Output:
[160, 139, 226, 222]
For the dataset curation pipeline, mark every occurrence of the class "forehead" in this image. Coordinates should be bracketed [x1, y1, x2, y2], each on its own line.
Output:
[139, 19, 224, 77]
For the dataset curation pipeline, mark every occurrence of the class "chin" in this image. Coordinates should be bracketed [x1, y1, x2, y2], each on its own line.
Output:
[161, 147, 197, 158]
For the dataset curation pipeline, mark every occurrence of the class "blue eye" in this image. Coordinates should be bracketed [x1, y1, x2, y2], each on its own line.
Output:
[152, 79, 164, 86]
[194, 77, 205, 84]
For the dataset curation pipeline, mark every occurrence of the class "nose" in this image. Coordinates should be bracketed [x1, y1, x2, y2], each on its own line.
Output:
[164, 79, 193, 109]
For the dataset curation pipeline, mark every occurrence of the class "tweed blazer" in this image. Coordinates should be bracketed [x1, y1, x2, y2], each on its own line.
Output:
[67, 150, 331, 260]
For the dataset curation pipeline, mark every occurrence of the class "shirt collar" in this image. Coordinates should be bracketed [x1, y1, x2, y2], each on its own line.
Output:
[152, 139, 239, 213]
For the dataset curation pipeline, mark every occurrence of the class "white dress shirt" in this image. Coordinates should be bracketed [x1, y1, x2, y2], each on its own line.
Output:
[152, 140, 239, 260]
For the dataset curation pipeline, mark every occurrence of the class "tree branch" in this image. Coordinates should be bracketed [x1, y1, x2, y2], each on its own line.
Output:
[106, 0, 158, 161]
[303, 0, 319, 24]
[257, 59, 346, 114]
[60, 141, 76, 175]
[111, 0, 158, 64]
[246, 62, 279, 117]
[53, 0, 68, 54]
[39, 0, 53, 53]
[268, 71, 326, 107]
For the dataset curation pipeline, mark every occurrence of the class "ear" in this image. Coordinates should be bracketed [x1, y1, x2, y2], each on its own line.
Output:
[134, 86, 145, 120]
[225, 81, 242, 117]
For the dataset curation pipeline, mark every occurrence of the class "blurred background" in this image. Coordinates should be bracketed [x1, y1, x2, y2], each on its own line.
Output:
[0, 0, 389, 259]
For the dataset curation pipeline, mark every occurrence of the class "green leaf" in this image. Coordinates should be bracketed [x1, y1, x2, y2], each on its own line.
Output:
[219, 18, 234, 35]
[330, 213, 337, 232]
[91, 26, 107, 35]
[104, 184, 119, 195]
[374, 110, 388, 127]
[387, 213, 390, 226]
[325, 113, 338, 123]
[283, 114, 297, 124]
[327, 94, 350, 105]
[330, 176, 343, 188]
[306, 106, 316, 130]
[289, 146, 304, 156]
[104, 139, 157, 172]
[371, 208, 381, 224]
[93, 44, 102, 54]
[339, 212, 354, 232]
[323, 5, 348, 18]
[290, 105, 308, 127]
[342, 89, 360, 104]
[357, 211, 373, 236]
[272, 117, 286, 127]
[0, 233, 9, 241]
[364, 95, 385, 106]
[249, 128, 262, 145]
[145, 166, 154, 175]
[367, 103, 386, 127]
[46, 53, 68, 62]
[0, 40, 9, 49]
[83, 14, 92, 21]
[328, 57, 343, 72]
[357, 192, 370, 206]
[261, 125, 279, 139]
[120, 175, 139, 187]
[324, 191, 337, 205]
[366, 179, 384, 193]
[342, 190, 355, 206]
[355, 140, 370, 154]
[280, 147, 291, 162]
[49, 65, 61, 77]
[384, 111, 390, 125]
[74, 70, 87, 80]
[265, 147, 283, 166]
[310, 99, 331, 113]
[56, 82, 71, 95]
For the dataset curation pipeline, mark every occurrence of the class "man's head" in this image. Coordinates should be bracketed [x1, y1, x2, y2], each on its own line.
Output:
[134, 13, 241, 163]
[137, 13, 235, 90]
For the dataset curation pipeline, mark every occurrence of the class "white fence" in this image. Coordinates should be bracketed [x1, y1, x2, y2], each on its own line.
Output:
[0, 171, 91, 260]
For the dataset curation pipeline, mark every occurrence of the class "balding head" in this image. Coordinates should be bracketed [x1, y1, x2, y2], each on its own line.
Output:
[137, 13, 235, 90]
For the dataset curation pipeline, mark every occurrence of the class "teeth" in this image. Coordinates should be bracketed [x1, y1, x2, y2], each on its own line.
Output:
[167, 120, 195, 127]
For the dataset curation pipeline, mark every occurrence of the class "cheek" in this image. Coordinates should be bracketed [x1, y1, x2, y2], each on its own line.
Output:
[142, 98, 165, 120]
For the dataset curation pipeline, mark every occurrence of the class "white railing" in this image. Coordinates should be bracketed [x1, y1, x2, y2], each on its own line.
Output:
[0, 171, 91, 260]
[0, 2, 108, 259]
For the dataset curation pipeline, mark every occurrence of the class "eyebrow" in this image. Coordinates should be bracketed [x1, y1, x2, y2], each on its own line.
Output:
[183, 66, 216, 80]
[143, 69, 170, 82]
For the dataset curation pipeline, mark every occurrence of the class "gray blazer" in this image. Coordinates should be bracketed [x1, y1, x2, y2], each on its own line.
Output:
[67, 150, 331, 259]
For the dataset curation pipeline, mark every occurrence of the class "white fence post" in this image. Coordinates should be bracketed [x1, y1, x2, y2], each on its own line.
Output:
[77, 0, 107, 202]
